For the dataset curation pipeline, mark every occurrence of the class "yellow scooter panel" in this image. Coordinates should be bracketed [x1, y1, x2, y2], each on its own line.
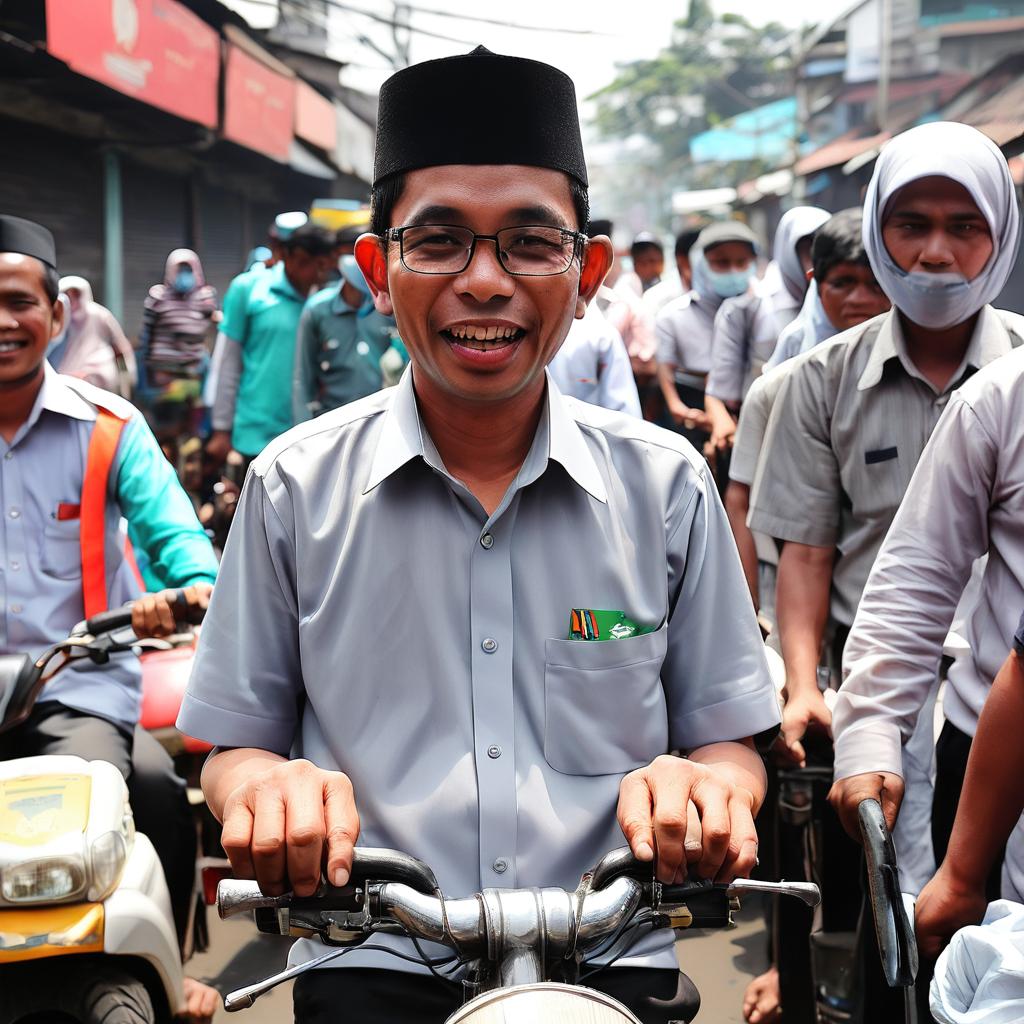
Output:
[0, 903, 104, 962]
[0, 774, 92, 847]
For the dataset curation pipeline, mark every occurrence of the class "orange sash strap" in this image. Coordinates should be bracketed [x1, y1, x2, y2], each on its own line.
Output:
[80, 409, 127, 619]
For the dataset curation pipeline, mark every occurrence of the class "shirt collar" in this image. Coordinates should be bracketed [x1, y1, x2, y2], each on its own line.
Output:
[363, 366, 607, 503]
[330, 286, 359, 316]
[857, 306, 1012, 393]
[269, 261, 305, 302]
[6, 363, 97, 449]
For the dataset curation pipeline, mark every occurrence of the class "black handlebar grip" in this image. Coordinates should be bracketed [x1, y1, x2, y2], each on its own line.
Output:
[85, 589, 207, 636]
[83, 606, 136, 636]
[348, 848, 440, 894]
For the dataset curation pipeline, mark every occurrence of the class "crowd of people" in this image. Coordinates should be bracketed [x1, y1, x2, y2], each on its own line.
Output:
[3, 41, 1024, 1024]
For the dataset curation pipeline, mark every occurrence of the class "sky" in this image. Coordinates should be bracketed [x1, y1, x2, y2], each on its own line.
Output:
[226, 0, 856, 101]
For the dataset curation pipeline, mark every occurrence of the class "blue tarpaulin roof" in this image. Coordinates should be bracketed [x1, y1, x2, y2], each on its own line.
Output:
[689, 97, 798, 164]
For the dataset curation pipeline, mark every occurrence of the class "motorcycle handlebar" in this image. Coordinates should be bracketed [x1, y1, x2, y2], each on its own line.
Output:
[83, 589, 206, 637]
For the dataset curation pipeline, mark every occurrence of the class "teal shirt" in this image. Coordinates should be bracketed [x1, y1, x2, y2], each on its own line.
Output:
[221, 262, 306, 456]
[292, 285, 396, 421]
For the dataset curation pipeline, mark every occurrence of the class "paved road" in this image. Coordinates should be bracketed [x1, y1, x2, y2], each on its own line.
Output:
[189, 898, 769, 1023]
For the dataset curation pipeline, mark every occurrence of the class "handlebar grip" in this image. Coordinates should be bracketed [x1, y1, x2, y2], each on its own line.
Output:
[591, 847, 650, 890]
[84, 589, 207, 636]
[349, 848, 439, 894]
[858, 798, 918, 988]
[83, 607, 136, 636]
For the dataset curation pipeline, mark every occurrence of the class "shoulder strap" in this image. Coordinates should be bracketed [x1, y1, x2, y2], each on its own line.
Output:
[80, 408, 128, 618]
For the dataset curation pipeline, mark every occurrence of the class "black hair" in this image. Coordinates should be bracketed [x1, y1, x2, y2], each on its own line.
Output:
[674, 228, 702, 259]
[284, 223, 335, 257]
[812, 208, 869, 284]
[42, 264, 60, 304]
[630, 238, 664, 260]
[370, 172, 590, 236]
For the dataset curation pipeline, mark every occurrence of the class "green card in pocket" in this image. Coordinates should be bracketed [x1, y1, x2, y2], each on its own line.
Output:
[568, 608, 656, 641]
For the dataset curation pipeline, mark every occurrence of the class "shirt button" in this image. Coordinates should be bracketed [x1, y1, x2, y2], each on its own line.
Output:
[9, 560, 19, 571]
[487, 745, 502, 759]
[8, 508, 19, 519]
[10, 603, 22, 614]
[320, 360, 331, 372]
[493, 858, 509, 874]
[481, 637, 498, 654]
[3, 452, 11, 460]
[480, 533, 494, 549]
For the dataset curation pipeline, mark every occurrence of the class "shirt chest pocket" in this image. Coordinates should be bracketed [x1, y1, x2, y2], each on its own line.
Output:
[39, 517, 83, 581]
[846, 445, 908, 518]
[544, 624, 669, 776]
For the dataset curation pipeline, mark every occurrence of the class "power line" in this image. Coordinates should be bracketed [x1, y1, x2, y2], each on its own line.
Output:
[243, 0, 476, 46]
[396, 1, 606, 35]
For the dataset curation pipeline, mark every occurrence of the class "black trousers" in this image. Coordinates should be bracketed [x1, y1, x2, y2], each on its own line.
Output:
[3, 702, 196, 951]
[294, 967, 700, 1024]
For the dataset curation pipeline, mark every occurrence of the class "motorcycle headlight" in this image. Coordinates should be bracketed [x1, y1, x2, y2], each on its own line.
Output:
[88, 831, 128, 902]
[1, 857, 87, 903]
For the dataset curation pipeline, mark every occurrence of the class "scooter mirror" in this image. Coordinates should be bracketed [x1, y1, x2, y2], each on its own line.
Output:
[0, 654, 44, 735]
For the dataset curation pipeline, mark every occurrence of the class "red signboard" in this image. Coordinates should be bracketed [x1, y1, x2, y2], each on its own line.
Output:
[223, 44, 295, 163]
[45, 0, 219, 128]
[296, 81, 337, 153]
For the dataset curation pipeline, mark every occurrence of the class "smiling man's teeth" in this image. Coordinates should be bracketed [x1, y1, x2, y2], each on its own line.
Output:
[448, 325, 520, 342]
[0, 341, 25, 353]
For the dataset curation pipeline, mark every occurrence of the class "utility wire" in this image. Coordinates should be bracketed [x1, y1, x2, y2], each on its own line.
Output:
[245, 0, 475, 45]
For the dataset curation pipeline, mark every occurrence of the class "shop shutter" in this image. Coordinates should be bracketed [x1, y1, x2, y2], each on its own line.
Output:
[121, 159, 189, 341]
[0, 120, 105, 299]
[197, 181, 247, 304]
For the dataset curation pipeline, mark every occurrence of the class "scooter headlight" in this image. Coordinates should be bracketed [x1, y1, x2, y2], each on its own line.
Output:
[1, 857, 88, 903]
[88, 830, 128, 902]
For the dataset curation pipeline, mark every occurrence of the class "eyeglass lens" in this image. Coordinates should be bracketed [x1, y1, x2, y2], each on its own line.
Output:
[400, 225, 577, 276]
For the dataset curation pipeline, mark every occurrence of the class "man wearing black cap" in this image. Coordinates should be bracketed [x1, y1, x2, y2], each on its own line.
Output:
[0, 215, 221, 1020]
[183, 48, 779, 1023]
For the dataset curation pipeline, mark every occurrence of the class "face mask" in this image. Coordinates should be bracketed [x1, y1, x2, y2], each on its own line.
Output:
[173, 268, 196, 294]
[888, 270, 976, 330]
[706, 265, 755, 299]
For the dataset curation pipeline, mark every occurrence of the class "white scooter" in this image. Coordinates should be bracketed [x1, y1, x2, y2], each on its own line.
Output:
[0, 600, 202, 1023]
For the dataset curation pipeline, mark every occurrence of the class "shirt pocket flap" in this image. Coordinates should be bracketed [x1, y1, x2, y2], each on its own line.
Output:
[544, 624, 669, 777]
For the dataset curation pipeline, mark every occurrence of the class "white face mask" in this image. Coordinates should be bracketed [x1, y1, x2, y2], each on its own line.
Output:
[889, 270, 977, 330]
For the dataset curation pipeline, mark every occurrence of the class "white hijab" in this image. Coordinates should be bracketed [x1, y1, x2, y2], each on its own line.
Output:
[773, 206, 832, 302]
[862, 121, 1021, 329]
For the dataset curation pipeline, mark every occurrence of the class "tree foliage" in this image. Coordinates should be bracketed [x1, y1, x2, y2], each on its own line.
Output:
[589, 4, 793, 167]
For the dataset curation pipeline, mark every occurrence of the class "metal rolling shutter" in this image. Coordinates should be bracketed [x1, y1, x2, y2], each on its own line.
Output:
[197, 181, 247, 305]
[0, 120, 105, 298]
[121, 159, 189, 341]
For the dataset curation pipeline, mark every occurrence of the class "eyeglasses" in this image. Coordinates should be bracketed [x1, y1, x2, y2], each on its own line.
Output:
[384, 224, 586, 277]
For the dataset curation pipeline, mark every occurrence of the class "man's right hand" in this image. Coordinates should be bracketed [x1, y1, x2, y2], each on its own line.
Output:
[777, 688, 832, 767]
[828, 770, 905, 842]
[205, 430, 234, 469]
[219, 758, 360, 897]
[669, 401, 710, 432]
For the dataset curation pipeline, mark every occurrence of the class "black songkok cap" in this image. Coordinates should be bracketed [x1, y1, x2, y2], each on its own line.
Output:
[373, 46, 588, 188]
[0, 215, 56, 268]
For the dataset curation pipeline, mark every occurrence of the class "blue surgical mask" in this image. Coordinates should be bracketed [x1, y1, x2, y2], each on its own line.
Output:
[173, 268, 196, 294]
[339, 255, 376, 317]
[706, 265, 755, 299]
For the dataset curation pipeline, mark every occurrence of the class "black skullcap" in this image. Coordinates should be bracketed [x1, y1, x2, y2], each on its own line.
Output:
[588, 218, 613, 239]
[0, 215, 56, 268]
[696, 220, 760, 254]
[374, 46, 588, 188]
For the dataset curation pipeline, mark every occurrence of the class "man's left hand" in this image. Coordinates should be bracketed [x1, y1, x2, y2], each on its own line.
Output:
[617, 754, 758, 884]
[915, 863, 988, 962]
[132, 583, 213, 639]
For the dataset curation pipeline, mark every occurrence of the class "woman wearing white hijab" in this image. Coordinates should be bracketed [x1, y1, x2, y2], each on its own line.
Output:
[749, 122, 1023, 1024]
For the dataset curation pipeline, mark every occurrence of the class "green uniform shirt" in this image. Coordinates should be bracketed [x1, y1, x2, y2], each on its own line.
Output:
[221, 262, 305, 456]
[293, 285, 395, 421]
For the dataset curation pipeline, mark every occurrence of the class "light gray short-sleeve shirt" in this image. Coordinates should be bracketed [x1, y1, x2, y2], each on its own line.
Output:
[749, 307, 1019, 626]
[654, 292, 717, 375]
[180, 368, 780, 972]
